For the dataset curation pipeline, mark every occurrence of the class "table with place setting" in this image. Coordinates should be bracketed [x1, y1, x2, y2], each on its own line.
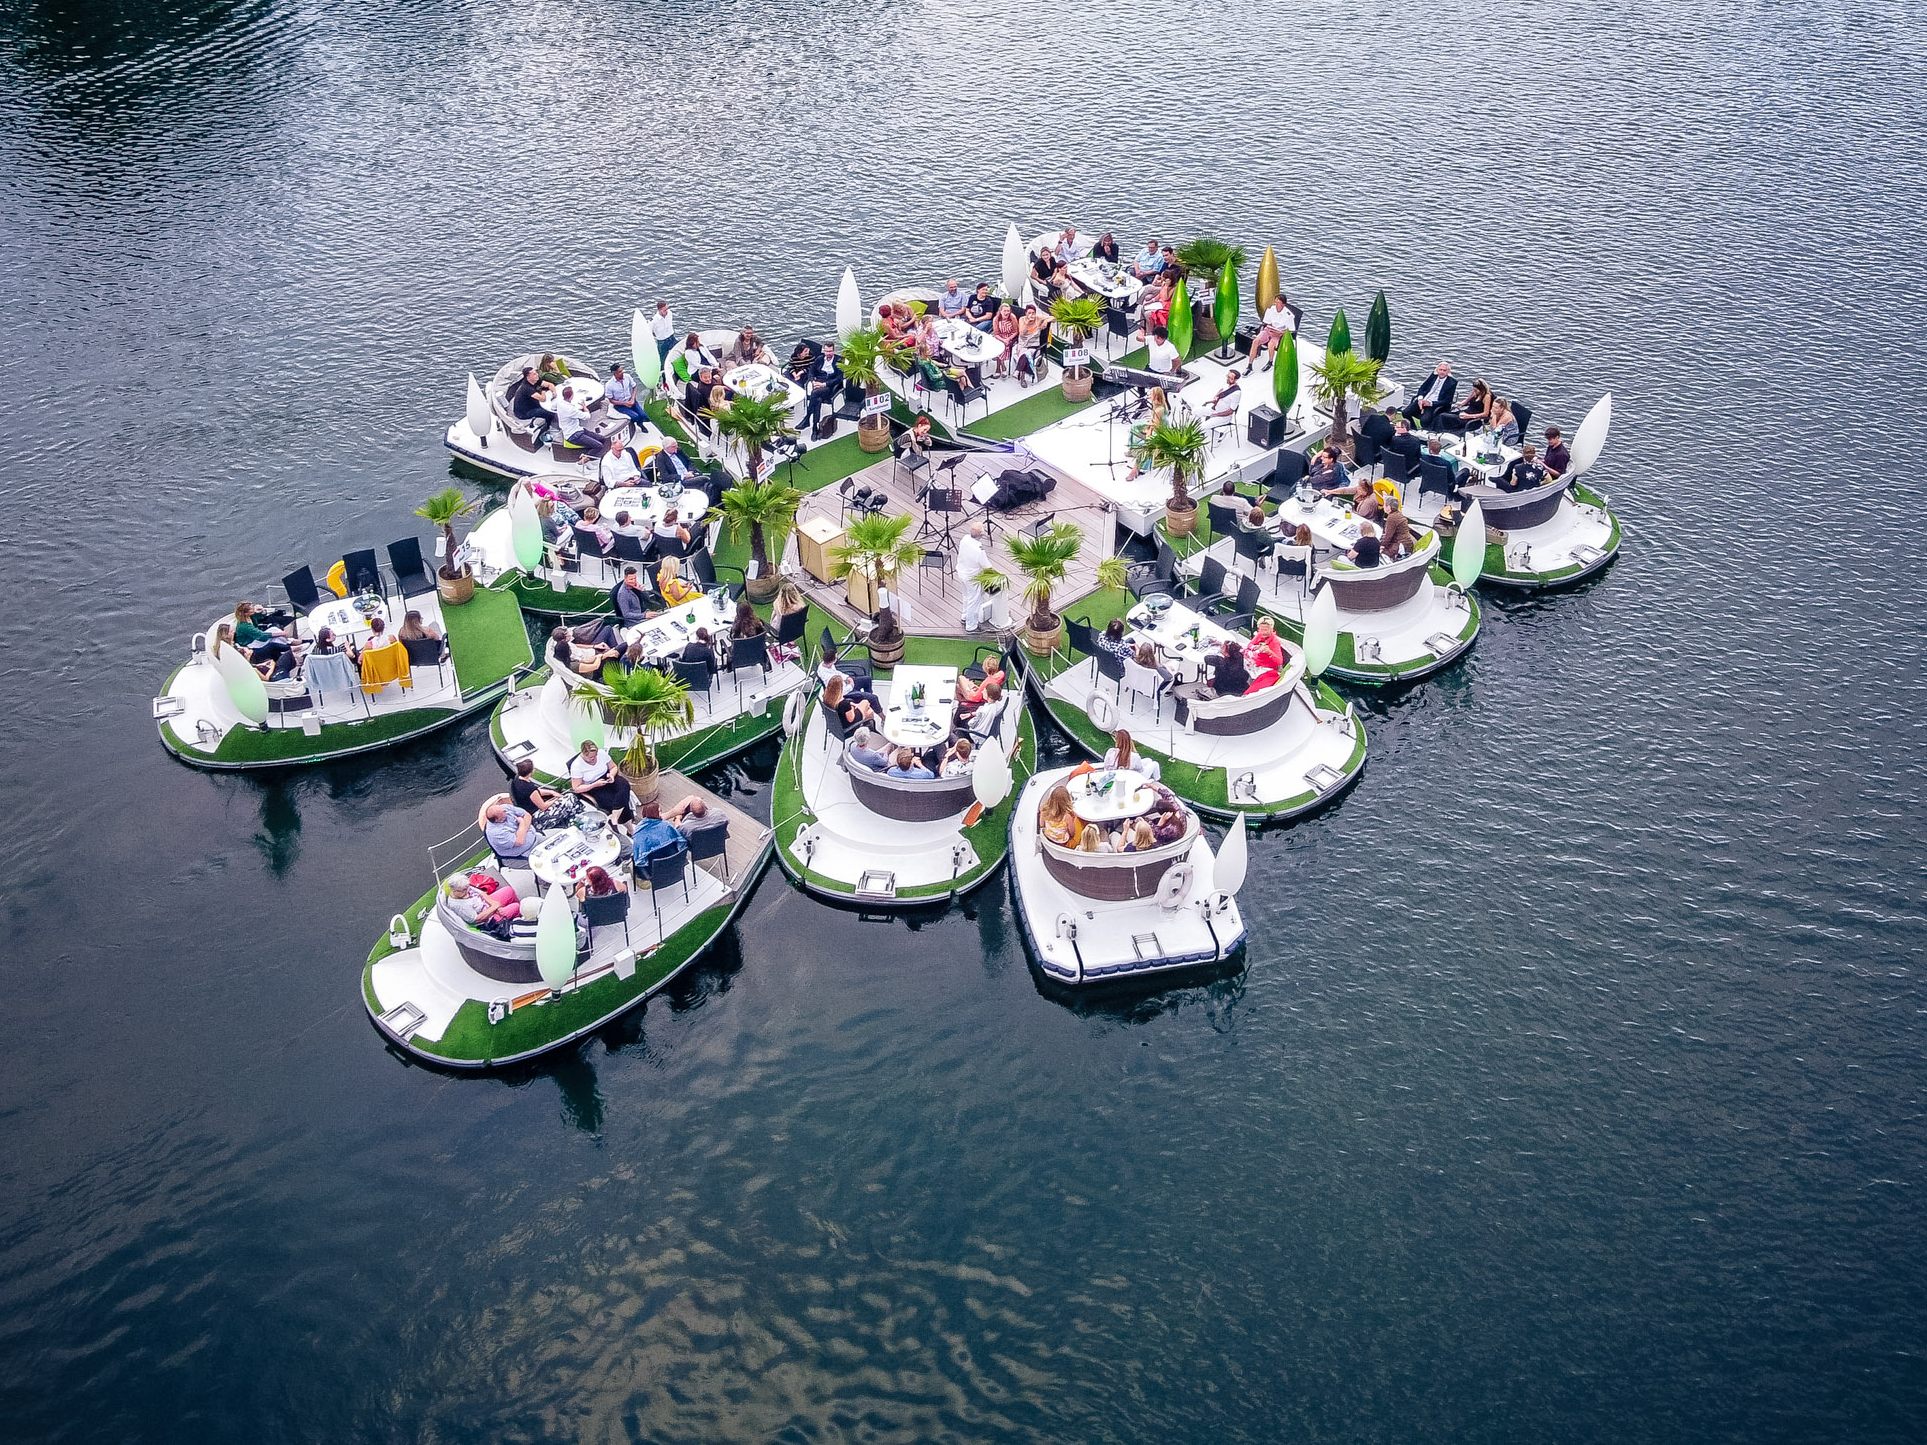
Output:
[1067, 258, 1144, 306]
[1415, 427, 1518, 484]
[527, 814, 625, 888]
[935, 319, 1006, 366]
[1126, 598, 1243, 684]
[881, 665, 958, 749]
[1067, 768, 1159, 825]
[1268, 491, 1368, 552]
[307, 593, 392, 640]
[723, 362, 804, 410]
[618, 590, 737, 664]
[598, 485, 713, 531]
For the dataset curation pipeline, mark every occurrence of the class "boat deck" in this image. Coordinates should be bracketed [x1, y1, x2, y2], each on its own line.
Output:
[655, 770, 772, 891]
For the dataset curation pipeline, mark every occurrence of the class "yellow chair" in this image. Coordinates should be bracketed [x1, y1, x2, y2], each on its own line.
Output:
[1374, 479, 1403, 511]
[324, 559, 349, 597]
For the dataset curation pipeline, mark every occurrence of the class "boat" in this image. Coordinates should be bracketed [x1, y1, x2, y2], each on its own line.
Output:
[1009, 763, 1247, 987]
[1021, 593, 1366, 821]
[153, 551, 534, 771]
[491, 588, 812, 783]
[1175, 492, 1480, 686]
[1398, 395, 1621, 589]
[771, 639, 1037, 907]
[443, 353, 645, 485]
[363, 773, 771, 1070]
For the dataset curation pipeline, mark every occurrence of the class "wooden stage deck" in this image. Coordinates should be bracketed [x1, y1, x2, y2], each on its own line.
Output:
[789, 447, 1118, 638]
[655, 770, 771, 895]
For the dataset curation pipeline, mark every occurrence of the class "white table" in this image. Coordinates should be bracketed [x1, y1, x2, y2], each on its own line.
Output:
[1270, 492, 1366, 551]
[553, 375, 605, 408]
[1416, 427, 1516, 482]
[619, 592, 736, 662]
[308, 594, 391, 639]
[936, 319, 1005, 366]
[1127, 599, 1241, 682]
[528, 818, 624, 887]
[722, 363, 803, 410]
[1068, 769, 1158, 824]
[1068, 258, 1144, 305]
[881, 665, 957, 748]
[599, 485, 712, 531]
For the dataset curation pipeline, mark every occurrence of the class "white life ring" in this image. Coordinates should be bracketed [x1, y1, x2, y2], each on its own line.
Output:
[782, 689, 806, 737]
[1087, 691, 1119, 732]
[1156, 863, 1193, 911]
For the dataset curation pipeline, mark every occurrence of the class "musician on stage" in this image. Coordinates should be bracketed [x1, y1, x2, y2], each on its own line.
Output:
[1204, 370, 1243, 427]
[1145, 325, 1184, 380]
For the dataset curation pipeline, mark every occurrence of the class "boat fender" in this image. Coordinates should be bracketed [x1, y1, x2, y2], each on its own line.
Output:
[388, 914, 413, 949]
[1156, 863, 1194, 911]
[1055, 913, 1078, 940]
[782, 689, 807, 737]
[1088, 691, 1119, 732]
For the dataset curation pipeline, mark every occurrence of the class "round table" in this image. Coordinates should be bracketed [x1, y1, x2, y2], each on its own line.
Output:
[599, 485, 712, 530]
[528, 817, 624, 888]
[937, 320, 1004, 365]
[553, 375, 605, 408]
[308, 594, 390, 639]
[619, 592, 737, 661]
[1068, 258, 1144, 304]
[880, 665, 958, 748]
[1069, 771, 1158, 824]
[724, 363, 805, 411]
[1269, 492, 1365, 552]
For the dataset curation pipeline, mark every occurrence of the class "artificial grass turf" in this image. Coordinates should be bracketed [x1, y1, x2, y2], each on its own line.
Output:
[444, 583, 534, 693]
[167, 704, 473, 766]
[493, 572, 613, 617]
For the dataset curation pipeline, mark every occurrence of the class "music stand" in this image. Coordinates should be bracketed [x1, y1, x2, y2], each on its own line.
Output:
[926, 484, 963, 547]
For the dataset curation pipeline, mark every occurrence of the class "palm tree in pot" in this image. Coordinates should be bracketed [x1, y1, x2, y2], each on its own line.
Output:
[829, 511, 921, 619]
[867, 605, 907, 668]
[1005, 520, 1088, 657]
[714, 477, 803, 602]
[582, 663, 695, 812]
[838, 324, 906, 454]
[415, 487, 479, 604]
[1310, 349, 1388, 455]
[1175, 237, 1246, 345]
[704, 391, 796, 483]
[1130, 416, 1211, 538]
[1048, 295, 1104, 402]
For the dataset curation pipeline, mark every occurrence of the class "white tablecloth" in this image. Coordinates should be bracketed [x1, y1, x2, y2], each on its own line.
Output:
[529, 820, 623, 887]
[620, 592, 736, 662]
[881, 665, 957, 748]
[937, 319, 1004, 365]
[1068, 769, 1158, 824]
[307, 595, 391, 639]
[599, 485, 712, 530]
[1269, 493, 1366, 551]
[1069, 258, 1144, 304]
[1415, 427, 1517, 482]
[1127, 599, 1241, 681]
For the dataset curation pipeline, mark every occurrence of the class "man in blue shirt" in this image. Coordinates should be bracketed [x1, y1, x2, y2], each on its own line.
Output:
[936, 279, 969, 320]
[1131, 239, 1165, 281]
[483, 801, 537, 863]
[848, 726, 890, 772]
[885, 747, 936, 780]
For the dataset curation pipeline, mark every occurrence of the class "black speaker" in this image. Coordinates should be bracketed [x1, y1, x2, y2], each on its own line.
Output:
[1247, 405, 1284, 450]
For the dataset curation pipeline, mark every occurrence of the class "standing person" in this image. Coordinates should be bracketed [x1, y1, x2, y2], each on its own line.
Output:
[650, 300, 676, 365]
[955, 521, 990, 631]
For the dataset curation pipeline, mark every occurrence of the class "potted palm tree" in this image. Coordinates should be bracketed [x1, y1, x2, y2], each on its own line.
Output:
[704, 391, 796, 482]
[1131, 416, 1211, 538]
[581, 664, 695, 812]
[1005, 521, 1089, 657]
[714, 477, 803, 603]
[1047, 295, 1104, 402]
[829, 511, 921, 618]
[1310, 349, 1388, 453]
[1175, 237, 1246, 345]
[837, 324, 906, 454]
[415, 487, 479, 605]
[867, 605, 907, 668]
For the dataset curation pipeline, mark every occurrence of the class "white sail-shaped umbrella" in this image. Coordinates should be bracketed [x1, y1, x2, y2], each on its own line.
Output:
[1215, 816, 1248, 896]
[1301, 582, 1338, 678]
[971, 736, 1013, 809]
[535, 883, 577, 989]
[998, 693, 1023, 757]
[836, 266, 863, 339]
[506, 483, 544, 572]
[1452, 500, 1487, 591]
[1567, 393, 1613, 477]
[631, 308, 661, 389]
[464, 372, 492, 439]
[209, 623, 269, 725]
[1185, 833, 1218, 906]
[1002, 223, 1028, 301]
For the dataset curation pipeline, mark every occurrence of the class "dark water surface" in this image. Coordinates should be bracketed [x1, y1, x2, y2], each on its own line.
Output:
[4, 1, 1927, 1439]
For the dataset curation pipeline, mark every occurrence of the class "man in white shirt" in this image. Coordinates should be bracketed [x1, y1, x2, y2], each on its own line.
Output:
[599, 445, 641, 493]
[955, 521, 990, 631]
[1131, 239, 1165, 281]
[1145, 325, 1181, 377]
[552, 386, 611, 457]
[650, 300, 676, 364]
[1247, 295, 1297, 371]
[1056, 227, 1087, 264]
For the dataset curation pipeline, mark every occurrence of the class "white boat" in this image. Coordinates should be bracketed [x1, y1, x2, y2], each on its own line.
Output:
[443, 353, 637, 485]
[1009, 764, 1246, 987]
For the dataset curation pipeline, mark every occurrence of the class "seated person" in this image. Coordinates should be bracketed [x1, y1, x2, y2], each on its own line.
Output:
[552, 385, 610, 457]
[1131, 640, 1173, 687]
[1103, 728, 1157, 778]
[656, 557, 701, 607]
[573, 864, 626, 906]
[1422, 436, 1463, 480]
[664, 795, 725, 839]
[963, 282, 998, 331]
[610, 567, 653, 627]
[1076, 822, 1113, 854]
[307, 626, 359, 666]
[963, 680, 1008, 741]
[956, 653, 1007, 709]
[1447, 379, 1493, 434]
[823, 673, 880, 729]
[1242, 502, 1270, 532]
[878, 301, 915, 343]
[444, 872, 519, 933]
[1247, 296, 1296, 370]
[1404, 362, 1456, 427]
[1530, 423, 1570, 477]
[816, 644, 869, 689]
[941, 737, 974, 778]
[1204, 371, 1243, 422]
[1487, 396, 1521, 446]
[653, 508, 692, 547]
[1096, 617, 1134, 658]
[1039, 784, 1079, 846]
[1501, 442, 1547, 492]
[1347, 521, 1383, 568]
[1055, 226, 1087, 264]
[510, 757, 560, 814]
[728, 598, 766, 643]
[1358, 406, 1396, 452]
[1246, 617, 1286, 674]
[630, 813, 686, 865]
[1029, 245, 1063, 300]
[360, 617, 399, 655]
[1130, 237, 1165, 281]
[897, 414, 935, 463]
[1351, 483, 1383, 522]
[648, 437, 702, 491]
[569, 615, 623, 660]
[1306, 446, 1349, 492]
[569, 740, 635, 826]
[1379, 510, 1418, 561]
[726, 326, 771, 367]
[1384, 415, 1425, 469]
[885, 747, 936, 781]
[603, 362, 645, 426]
[537, 353, 571, 385]
[1136, 273, 1174, 338]
[1092, 231, 1121, 264]
[936, 279, 969, 320]
[678, 627, 720, 674]
[847, 726, 891, 771]
[680, 332, 721, 373]
[1144, 324, 1181, 377]
[1120, 818, 1158, 853]
[396, 610, 442, 644]
[232, 601, 298, 677]
[214, 621, 282, 681]
[483, 800, 537, 864]
[1179, 640, 1250, 699]
[1149, 808, 1187, 846]
[507, 365, 555, 431]
[797, 344, 843, 434]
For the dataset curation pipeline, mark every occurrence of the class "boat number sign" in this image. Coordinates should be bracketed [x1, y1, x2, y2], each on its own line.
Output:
[861, 393, 892, 418]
